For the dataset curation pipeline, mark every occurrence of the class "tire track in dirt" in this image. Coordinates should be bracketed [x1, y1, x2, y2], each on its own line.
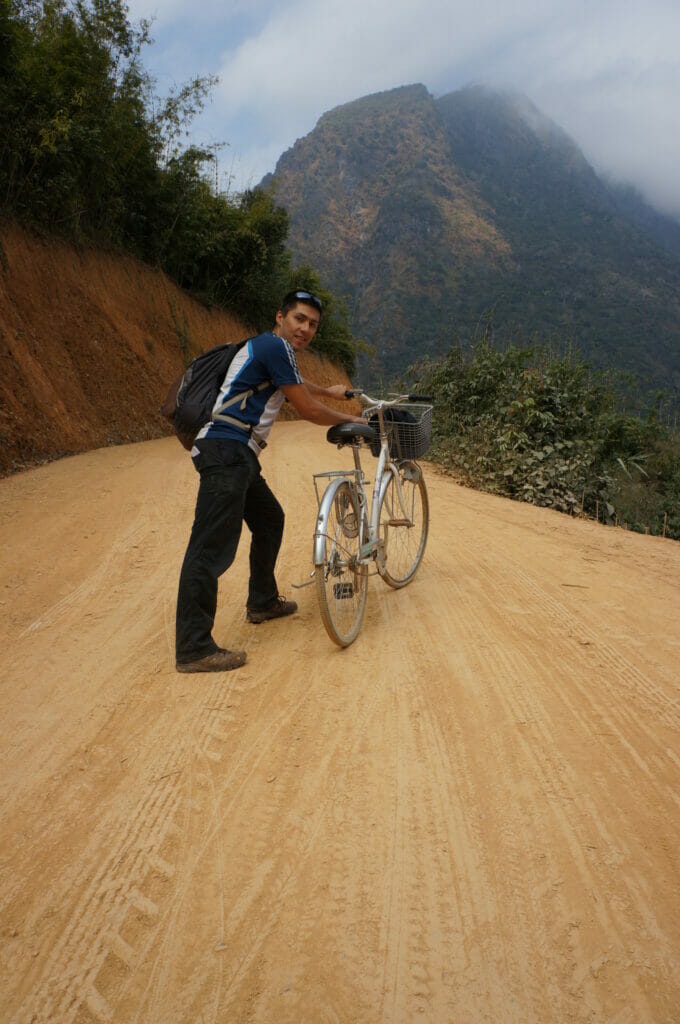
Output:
[167, 673, 386, 1021]
[509, 562, 679, 716]
[474, 552, 680, 826]
[108, 642, 392, 1022]
[17, 517, 150, 640]
[8, 746, 189, 1023]
[43, 613, 377, 1024]
[374, 582, 539, 1022]
[477, 639, 656, 1022]
[377, 668, 408, 1024]
[66, 679, 256, 1023]
[3, 451, 228, 1023]
[9, 659, 260, 1023]
[406, 521, 678, 1022]
[448, 541, 678, 791]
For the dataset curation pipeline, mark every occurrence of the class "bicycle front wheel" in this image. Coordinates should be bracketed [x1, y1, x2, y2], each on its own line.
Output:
[315, 481, 368, 647]
[377, 462, 429, 588]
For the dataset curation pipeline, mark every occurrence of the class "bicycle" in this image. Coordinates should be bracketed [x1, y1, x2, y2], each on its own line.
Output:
[312, 391, 432, 647]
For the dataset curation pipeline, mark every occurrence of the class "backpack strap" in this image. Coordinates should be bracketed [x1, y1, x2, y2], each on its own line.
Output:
[212, 381, 271, 431]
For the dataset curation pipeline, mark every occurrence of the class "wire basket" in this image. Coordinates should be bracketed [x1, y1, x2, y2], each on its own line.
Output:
[368, 404, 433, 459]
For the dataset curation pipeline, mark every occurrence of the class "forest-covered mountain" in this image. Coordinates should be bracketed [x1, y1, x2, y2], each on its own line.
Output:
[263, 84, 680, 395]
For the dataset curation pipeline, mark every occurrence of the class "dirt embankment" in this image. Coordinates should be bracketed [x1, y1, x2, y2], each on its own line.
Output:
[0, 221, 352, 476]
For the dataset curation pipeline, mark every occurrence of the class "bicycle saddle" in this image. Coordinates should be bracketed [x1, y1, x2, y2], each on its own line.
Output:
[326, 422, 375, 446]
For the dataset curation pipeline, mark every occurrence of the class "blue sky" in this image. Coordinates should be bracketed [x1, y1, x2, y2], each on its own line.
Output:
[126, 0, 680, 219]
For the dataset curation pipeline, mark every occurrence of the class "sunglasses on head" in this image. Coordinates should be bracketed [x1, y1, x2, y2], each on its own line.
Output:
[286, 290, 323, 311]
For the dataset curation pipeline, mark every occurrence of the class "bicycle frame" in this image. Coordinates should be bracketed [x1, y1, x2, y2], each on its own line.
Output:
[312, 398, 421, 570]
[312, 391, 431, 646]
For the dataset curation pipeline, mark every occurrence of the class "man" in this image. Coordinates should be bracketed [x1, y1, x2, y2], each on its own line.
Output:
[175, 290, 365, 673]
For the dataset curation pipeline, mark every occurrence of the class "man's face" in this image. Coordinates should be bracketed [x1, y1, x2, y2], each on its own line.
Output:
[275, 302, 321, 350]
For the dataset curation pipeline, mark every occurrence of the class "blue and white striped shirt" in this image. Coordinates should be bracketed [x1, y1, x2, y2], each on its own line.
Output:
[195, 331, 303, 455]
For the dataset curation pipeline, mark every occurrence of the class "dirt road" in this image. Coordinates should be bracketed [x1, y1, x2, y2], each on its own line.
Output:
[1, 422, 679, 1024]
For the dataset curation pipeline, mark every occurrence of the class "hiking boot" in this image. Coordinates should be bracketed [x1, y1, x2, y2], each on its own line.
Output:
[176, 648, 247, 673]
[246, 595, 298, 624]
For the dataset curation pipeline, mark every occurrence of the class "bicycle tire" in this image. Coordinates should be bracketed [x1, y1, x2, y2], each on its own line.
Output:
[315, 481, 368, 647]
[377, 462, 429, 588]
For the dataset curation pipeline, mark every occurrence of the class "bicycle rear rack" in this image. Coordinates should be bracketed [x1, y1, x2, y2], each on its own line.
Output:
[312, 469, 368, 508]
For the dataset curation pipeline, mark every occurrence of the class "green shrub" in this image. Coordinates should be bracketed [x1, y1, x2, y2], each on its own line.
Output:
[410, 337, 679, 539]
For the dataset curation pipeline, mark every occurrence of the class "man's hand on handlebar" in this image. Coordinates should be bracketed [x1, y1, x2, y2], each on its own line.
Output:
[325, 385, 365, 420]
[323, 384, 354, 401]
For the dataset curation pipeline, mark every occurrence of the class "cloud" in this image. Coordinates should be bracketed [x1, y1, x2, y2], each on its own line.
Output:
[127, 0, 680, 216]
[208, 0, 564, 183]
[484, 4, 680, 216]
[213, 0, 556, 125]
[529, 66, 680, 217]
[127, 0, 275, 30]
[126, 0, 191, 28]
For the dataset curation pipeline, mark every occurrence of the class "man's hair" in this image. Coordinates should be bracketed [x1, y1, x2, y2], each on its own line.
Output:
[280, 290, 323, 317]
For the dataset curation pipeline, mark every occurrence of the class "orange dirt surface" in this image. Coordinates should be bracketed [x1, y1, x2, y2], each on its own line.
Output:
[0, 221, 351, 476]
[1, 422, 679, 1023]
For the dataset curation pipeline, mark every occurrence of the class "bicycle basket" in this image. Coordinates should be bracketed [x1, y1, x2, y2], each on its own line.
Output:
[368, 404, 433, 459]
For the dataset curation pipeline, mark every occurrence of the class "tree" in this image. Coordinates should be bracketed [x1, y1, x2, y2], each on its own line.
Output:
[0, 0, 359, 373]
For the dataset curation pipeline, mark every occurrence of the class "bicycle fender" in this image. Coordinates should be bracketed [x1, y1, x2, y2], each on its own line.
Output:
[401, 461, 422, 483]
[377, 460, 421, 506]
[313, 478, 358, 566]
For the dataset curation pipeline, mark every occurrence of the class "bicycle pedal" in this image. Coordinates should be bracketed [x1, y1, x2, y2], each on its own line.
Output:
[333, 582, 354, 599]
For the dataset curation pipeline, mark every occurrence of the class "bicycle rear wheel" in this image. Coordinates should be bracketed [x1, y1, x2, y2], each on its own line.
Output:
[315, 482, 368, 646]
[377, 462, 429, 588]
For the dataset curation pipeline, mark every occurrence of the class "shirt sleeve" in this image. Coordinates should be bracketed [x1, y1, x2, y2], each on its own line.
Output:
[255, 334, 303, 388]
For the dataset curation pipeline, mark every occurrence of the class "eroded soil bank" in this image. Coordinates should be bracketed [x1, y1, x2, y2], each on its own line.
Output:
[0, 221, 350, 475]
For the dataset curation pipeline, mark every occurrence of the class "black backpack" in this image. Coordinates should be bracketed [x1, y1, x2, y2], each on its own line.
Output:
[162, 339, 267, 450]
[367, 407, 418, 458]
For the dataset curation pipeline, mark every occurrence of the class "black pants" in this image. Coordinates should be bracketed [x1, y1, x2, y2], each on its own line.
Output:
[175, 439, 284, 663]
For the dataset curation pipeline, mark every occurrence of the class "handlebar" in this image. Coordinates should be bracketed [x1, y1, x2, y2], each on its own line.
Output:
[344, 389, 434, 406]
